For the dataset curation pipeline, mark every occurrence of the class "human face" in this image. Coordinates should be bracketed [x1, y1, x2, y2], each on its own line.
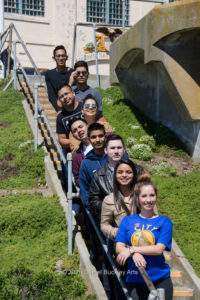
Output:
[116, 164, 134, 187]
[75, 66, 88, 84]
[89, 130, 105, 150]
[71, 120, 88, 141]
[58, 86, 75, 108]
[138, 185, 157, 212]
[53, 49, 67, 67]
[105, 140, 124, 162]
[82, 99, 98, 118]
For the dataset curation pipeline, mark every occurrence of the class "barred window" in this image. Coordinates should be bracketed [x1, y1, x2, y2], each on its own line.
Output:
[4, 0, 45, 16]
[87, 0, 129, 26]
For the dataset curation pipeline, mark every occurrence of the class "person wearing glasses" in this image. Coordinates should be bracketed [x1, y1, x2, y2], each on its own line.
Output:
[45, 45, 74, 112]
[70, 60, 102, 115]
[69, 94, 112, 153]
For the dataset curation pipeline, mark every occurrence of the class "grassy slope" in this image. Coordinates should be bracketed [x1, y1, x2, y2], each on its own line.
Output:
[0, 87, 45, 189]
[101, 86, 200, 276]
[0, 85, 95, 299]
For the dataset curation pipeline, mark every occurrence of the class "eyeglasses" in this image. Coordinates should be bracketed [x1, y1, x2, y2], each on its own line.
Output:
[77, 71, 88, 76]
[55, 54, 67, 58]
[84, 103, 97, 109]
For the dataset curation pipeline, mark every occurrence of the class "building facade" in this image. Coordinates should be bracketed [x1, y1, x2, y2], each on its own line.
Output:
[3, 0, 167, 75]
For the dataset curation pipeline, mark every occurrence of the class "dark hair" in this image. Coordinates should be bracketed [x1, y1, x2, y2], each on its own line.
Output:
[68, 118, 88, 131]
[57, 83, 72, 94]
[134, 173, 157, 212]
[82, 94, 99, 108]
[105, 134, 124, 148]
[53, 45, 67, 56]
[113, 158, 138, 215]
[87, 122, 105, 138]
[74, 60, 88, 72]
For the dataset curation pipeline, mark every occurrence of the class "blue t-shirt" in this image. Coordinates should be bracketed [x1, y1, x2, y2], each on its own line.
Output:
[115, 214, 173, 283]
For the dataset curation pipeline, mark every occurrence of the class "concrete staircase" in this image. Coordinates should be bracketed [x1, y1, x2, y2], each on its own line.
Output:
[19, 79, 197, 299]
[19, 81, 62, 179]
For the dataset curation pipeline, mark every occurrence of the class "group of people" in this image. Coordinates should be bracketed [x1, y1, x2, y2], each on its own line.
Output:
[45, 45, 173, 300]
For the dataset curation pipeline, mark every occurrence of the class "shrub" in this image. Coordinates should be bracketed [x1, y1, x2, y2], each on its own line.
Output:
[139, 135, 156, 151]
[126, 136, 137, 147]
[150, 162, 177, 177]
[129, 144, 152, 161]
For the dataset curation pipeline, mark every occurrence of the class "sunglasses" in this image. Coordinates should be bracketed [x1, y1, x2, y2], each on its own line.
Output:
[55, 54, 67, 58]
[84, 103, 97, 109]
[77, 71, 88, 76]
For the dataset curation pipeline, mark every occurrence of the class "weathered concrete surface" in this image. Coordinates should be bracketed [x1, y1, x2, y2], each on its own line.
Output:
[110, 0, 200, 159]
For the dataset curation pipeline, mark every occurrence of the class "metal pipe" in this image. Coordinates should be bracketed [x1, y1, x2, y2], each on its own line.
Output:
[93, 24, 100, 88]
[3, 76, 14, 91]
[67, 153, 73, 255]
[0, 28, 10, 53]
[34, 83, 39, 152]
[6, 28, 12, 77]
[84, 207, 132, 300]
[13, 41, 17, 89]
[71, 23, 77, 68]
[122, 0, 125, 33]
[0, 0, 5, 78]
[11, 23, 44, 82]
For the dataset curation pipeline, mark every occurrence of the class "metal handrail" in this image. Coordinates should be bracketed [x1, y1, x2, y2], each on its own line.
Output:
[11, 23, 44, 83]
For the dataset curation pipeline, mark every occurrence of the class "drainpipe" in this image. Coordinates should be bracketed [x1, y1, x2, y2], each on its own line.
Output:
[122, 0, 125, 33]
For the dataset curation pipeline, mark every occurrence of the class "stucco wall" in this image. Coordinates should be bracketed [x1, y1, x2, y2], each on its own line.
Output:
[4, 0, 161, 75]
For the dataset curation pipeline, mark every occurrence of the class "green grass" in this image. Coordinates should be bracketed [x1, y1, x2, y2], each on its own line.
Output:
[101, 86, 200, 276]
[0, 86, 45, 189]
[0, 193, 94, 299]
[0, 82, 95, 299]
[100, 86, 186, 154]
[154, 165, 200, 276]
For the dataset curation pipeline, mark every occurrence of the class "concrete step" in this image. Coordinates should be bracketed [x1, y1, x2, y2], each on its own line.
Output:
[171, 270, 183, 286]
[40, 122, 56, 127]
[46, 115, 56, 121]
[42, 129, 56, 134]
[173, 287, 194, 299]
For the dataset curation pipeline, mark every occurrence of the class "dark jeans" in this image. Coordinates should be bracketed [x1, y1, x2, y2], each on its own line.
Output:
[127, 277, 173, 300]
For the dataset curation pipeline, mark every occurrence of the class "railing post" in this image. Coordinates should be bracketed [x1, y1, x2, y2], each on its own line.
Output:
[67, 152, 73, 255]
[93, 23, 100, 88]
[13, 40, 17, 89]
[34, 83, 39, 152]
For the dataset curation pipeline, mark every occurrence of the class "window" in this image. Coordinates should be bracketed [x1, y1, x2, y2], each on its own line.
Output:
[87, 0, 129, 26]
[4, 0, 45, 16]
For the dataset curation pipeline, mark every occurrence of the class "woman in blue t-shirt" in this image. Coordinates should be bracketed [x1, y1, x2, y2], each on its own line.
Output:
[115, 174, 173, 300]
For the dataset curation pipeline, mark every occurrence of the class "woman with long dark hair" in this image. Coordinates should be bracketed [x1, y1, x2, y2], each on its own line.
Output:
[115, 174, 173, 300]
[101, 158, 138, 241]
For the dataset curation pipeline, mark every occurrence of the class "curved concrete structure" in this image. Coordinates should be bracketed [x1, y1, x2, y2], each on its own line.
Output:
[110, 0, 200, 159]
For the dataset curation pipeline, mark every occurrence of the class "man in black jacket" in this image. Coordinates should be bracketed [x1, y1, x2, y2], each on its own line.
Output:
[88, 134, 143, 215]
[88, 134, 143, 300]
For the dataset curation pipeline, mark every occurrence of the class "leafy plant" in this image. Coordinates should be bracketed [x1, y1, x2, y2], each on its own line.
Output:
[150, 162, 177, 177]
[129, 144, 153, 161]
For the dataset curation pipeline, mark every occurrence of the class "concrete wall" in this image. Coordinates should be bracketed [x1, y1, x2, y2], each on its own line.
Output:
[4, 0, 159, 76]
[110, 0, 200, 159]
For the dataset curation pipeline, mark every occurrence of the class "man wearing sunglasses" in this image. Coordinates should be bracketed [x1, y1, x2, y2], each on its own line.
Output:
[71, 61, 102, 115]
[45, 45, 74, 112]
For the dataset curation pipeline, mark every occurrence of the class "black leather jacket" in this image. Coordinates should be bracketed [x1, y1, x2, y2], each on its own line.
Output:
[88, 163, 143, 215]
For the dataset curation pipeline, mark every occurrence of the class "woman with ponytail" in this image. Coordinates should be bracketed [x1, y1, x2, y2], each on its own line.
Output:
[115, 173, 173, 300]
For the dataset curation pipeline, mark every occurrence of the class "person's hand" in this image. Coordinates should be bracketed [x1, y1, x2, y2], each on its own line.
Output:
[69, 71, 77, 86]
[116, 248, 131, 266]
[132, 253, 146, 268]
